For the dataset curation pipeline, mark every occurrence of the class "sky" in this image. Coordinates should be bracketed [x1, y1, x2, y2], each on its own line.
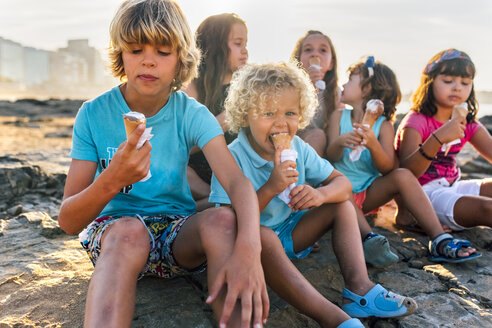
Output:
[1, 0, 492, 94]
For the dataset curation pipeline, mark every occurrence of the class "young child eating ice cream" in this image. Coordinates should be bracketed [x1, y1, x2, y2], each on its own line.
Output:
[210, 61, 418, 327]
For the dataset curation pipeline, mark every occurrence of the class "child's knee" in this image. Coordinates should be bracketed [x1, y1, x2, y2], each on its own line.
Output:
[102, 217, 150, 254]
[392, 168, 416, 182]
[336, 200, 357, 217]
[199, 207, 237, 236]
[260, 226, 280, 248]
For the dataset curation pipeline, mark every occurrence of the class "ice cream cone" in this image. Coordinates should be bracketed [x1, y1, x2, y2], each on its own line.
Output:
[452, 102, 468, 119]
[361, 99, 384, 127]
[309, 57, 321, 67]
[444, 103, 468, 155]
[122, 111, 146, 138]
[271, 133, 292, 150]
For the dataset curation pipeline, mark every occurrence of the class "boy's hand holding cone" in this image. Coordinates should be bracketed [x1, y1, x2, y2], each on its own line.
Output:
[122, 111, 154, 181]
[271, 133, 297, 204]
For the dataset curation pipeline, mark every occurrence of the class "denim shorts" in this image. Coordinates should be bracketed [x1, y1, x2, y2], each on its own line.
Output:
[271, 210, 313, 260]
[79, 214, 207, 278]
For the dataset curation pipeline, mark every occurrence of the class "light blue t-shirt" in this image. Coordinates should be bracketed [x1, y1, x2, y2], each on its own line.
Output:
[332, 108, 385, 193]
[209, 129, 334, 228]
[70, 86, 223, 217]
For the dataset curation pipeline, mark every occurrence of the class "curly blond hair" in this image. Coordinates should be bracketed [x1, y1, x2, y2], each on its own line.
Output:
[225, 61, 318, 133]
[108, 0, 200, 91]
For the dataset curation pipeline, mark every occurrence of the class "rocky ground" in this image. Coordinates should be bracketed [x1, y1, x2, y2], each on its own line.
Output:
[0, 99, 491, 327]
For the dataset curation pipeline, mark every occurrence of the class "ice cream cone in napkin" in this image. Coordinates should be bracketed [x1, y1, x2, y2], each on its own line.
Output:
[123, 111, 146, 138]
[308, 57, 326, 90]
[362, 99, 384, 127]
[444, 103, 468, 155]
[272, 133, 292, 150]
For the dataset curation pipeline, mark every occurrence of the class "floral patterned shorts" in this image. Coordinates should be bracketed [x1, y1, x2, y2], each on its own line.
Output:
[79, 214, 207, 278]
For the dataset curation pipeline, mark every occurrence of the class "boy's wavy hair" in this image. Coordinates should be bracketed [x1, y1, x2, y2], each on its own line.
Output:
[225, 61, 318, 134]
[411, 48, 477, 122]
[348, 58, 401, 121]
[195, 13, 247, 115]
[108, 0, 200, 91]
[291, 30, 338, 128]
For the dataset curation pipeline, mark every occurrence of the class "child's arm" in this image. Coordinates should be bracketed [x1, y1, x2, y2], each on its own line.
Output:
[289, 169, 351, 212]
[355, 120, 396, 173]
[399, 117, 465, 177]
[202, 135, 269, 326]
[325, 109, 363, 161]
[58, 125, 151, 235]
[256, 146, 298, 212]
[469, 125, 492, 163]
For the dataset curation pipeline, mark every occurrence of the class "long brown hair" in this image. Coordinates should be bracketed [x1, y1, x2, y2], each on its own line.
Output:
[291, 30, 338, 128]
[348, 59, 401, 121]
[411, 48, 477, 122]
[194, 13, 246, 115]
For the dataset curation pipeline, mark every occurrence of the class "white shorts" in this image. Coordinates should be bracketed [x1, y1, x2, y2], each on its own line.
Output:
[422, 178, 482, 231]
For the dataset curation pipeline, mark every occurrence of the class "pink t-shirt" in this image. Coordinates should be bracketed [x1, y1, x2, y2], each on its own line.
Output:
[395, 111, 481, 186]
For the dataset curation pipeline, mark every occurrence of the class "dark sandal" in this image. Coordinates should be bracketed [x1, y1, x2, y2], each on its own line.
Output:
[429, 233, 482, 263]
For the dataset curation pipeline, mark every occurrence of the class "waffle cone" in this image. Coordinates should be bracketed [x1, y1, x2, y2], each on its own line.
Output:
[452, 103, 468, 119]
[362, 99, 384, 127]
[309, 57, 321, 66]
[271, 133, 292, 150]
[123, 112, 146, 138]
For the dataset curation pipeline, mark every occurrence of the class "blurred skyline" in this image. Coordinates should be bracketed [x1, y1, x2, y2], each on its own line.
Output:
[1, 0, 491, 94]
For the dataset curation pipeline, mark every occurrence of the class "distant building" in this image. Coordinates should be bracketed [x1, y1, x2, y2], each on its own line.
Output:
[50, 51, 88, 86]
[59, 39, 106, 86]
[0, 37, 24, 83]
[0, 36, 116, 98]
[24, 47, 50, 85]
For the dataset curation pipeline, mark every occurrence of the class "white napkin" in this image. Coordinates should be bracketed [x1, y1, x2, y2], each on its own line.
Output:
[349, 123, 370, 162]
[310, 64, 326, 90]
[137, 127, 153, 182]
[277, 149, 298, 204]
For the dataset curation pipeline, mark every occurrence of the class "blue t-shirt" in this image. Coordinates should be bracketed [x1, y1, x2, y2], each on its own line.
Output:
[209, 129, 334, 228]
[70, 86, 223, 217]
[332, 108, 385, 193]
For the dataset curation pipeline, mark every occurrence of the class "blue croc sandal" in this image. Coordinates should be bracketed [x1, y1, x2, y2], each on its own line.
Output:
[341, 284, 417, 318]
[337, 318, 364, 328]
[362, 233, 399, 268]
[429, 233, 482, 263]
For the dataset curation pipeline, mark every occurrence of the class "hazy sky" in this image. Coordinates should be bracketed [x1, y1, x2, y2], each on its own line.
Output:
[1, 0, 491, 93]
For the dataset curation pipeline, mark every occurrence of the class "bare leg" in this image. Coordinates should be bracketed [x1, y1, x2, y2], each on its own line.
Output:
[365, 169, 476, 257]
[453, 196, 492, 228]
[172, 207, 243, 326]
[394, 195, 451, 232]
[454, 179, 492, 227]
[260, 226, 349, 328]
[298, 128, 327, 157]
[348, 195, 373, 238]
[363, 168, 443, 239]
[291, 201, 374, 296]
[85, 217, 151, 328]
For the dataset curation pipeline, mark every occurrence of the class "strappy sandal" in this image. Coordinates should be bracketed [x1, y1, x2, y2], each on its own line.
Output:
[429, 233, 482, 263]
[341, 284, 417, 318]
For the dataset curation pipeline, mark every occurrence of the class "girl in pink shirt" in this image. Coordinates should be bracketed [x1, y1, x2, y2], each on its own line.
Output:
[396, 49, 492, 233]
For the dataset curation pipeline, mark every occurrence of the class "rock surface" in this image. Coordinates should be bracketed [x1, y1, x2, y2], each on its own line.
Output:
[1, 100, 491, 327]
